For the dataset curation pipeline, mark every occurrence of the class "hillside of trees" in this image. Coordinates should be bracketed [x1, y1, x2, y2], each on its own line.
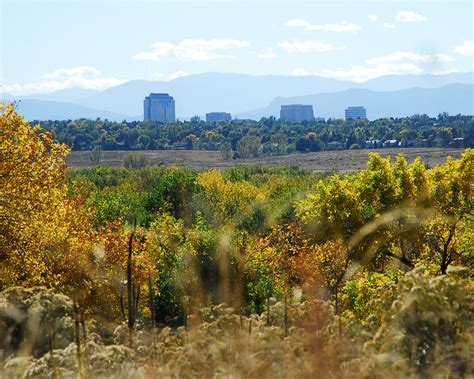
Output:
[1, 104, 473, 377]
[35, 112, 474, 159]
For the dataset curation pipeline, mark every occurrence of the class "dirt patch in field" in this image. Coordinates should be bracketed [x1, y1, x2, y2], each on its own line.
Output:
[68, 148, 464, 172]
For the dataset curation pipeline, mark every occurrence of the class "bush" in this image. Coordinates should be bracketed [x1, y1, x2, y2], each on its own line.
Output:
[89, 145, 103, 165]
[362, 268, 473, 377]
[220, 142, 232, 161]
[123, 153, 150, 168]
[0, 287, 74, 358]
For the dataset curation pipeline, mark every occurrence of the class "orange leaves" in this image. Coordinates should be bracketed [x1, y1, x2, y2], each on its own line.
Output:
[252, 221, 348, 293]
[295, 239, 348, 290]
[88, 222, 156, 319]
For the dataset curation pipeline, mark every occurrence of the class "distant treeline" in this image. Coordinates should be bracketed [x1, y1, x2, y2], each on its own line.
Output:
[37, 113, 473, 158]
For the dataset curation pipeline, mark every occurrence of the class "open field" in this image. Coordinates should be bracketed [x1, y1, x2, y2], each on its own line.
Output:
[68, 147, 465, 172]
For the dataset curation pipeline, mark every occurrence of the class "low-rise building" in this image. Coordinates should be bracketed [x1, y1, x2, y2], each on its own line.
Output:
[280, 104, 314, 123]
[345, 106, 367, 120]
[206, 112, 232, 122]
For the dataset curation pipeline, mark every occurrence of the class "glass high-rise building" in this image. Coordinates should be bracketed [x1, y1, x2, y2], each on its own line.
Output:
[280, 104, 314, 122]
[345, 106, 367, 120]
[144, 93, 176, 122]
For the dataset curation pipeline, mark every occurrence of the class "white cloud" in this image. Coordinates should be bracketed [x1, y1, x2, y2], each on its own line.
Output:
[319, 63, 424, 82]
[319, 49, 455, 82]
[43, 66, 101, 80]
[396, 10, 428, 22]
[257, 48, 277, 59]
[169, 71, 191, 80]
[383, 22, 396, 29]
[368, 15, 378, 22]
[454, 40, 474, 55]
[432, 69, 460, 75]
[292, 68, 311, 76]
[366, 51, 453, 65]
[133, 39, 250, 61]
[286, 18, 361, 32]
[2, 66, 125, 95]
[279, 40, 344, 53]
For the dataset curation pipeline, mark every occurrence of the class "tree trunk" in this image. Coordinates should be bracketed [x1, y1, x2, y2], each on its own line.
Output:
[73, 301, 82, 374]
[127, 220, 136, 345]
[147, 270, 155, 326]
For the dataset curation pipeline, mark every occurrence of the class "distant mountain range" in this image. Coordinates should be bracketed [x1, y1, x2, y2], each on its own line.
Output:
[1, 72, 473, 121]
[238, 84, 474, 120]
[20, 88, 99, 102]
[13, 99, 130, 121]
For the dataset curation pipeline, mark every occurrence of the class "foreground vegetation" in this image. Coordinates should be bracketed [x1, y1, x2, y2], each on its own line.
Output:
[1, 104, 473, 377]
[36, 112, 473, 159]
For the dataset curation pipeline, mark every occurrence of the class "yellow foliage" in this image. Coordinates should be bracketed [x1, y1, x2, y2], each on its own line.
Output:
[197, 170, 265, 221]
[0, 104, 93, 297]
[295, 150, 473, 273]
[296, 239, 348, 290]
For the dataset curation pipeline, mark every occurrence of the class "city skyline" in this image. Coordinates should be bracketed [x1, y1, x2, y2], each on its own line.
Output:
[2, 0, 473, 96]
[142, 92, 369, 122]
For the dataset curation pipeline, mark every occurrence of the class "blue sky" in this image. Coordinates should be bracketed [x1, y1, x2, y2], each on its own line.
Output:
[1, 0, 473, 94]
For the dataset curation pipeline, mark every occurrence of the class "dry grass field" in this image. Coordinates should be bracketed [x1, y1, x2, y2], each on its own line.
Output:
[68, 147, 465, 172]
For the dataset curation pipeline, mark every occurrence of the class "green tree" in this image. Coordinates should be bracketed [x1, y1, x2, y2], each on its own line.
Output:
[220, 142, 232, 160]
[90, 144, 103, 165]
[236, 135, 262, 158]
[124, 153, 151, 168]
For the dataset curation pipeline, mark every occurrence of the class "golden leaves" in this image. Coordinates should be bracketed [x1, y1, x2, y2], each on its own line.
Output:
[0, 104, 92, 296]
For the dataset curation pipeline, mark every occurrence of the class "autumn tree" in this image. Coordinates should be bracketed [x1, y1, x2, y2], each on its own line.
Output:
[0, 104, 94, 298]
[297, 151, 473, 275]
[424, 149, 473, 274]
[197, 169, 265, 224]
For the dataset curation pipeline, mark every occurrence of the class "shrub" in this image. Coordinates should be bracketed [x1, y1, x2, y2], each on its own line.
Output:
[123, 153, 151, 168]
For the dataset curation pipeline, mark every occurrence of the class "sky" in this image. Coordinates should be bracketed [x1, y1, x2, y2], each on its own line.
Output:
[1, 0, 473, 95]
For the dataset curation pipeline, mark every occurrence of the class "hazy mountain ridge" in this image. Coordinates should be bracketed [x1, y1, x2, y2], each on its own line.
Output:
[20, 88, 99, 102]
[3, 72, 473, 121]
[64, 72, 474, 117]
[12, 99, 131, 121]
[238, 84, 474, 120]
[355, 72, 473, 92]
[71, 73, 355, 117]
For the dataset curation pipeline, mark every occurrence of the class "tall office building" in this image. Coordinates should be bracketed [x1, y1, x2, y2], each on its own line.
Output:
[345, 106, 367, 120]
[206, 112, 232, 122]
[280, 104, 314, 122]
[144, 93, 176, 122]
